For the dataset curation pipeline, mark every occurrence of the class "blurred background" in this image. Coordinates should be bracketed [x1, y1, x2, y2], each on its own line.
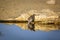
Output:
[0, 0, 60, 19]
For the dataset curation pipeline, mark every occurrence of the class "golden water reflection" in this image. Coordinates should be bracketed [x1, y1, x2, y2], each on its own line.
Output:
[16, 23, 60, 31]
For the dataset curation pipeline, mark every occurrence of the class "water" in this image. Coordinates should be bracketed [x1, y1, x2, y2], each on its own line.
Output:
[0, 23, 60, 40]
